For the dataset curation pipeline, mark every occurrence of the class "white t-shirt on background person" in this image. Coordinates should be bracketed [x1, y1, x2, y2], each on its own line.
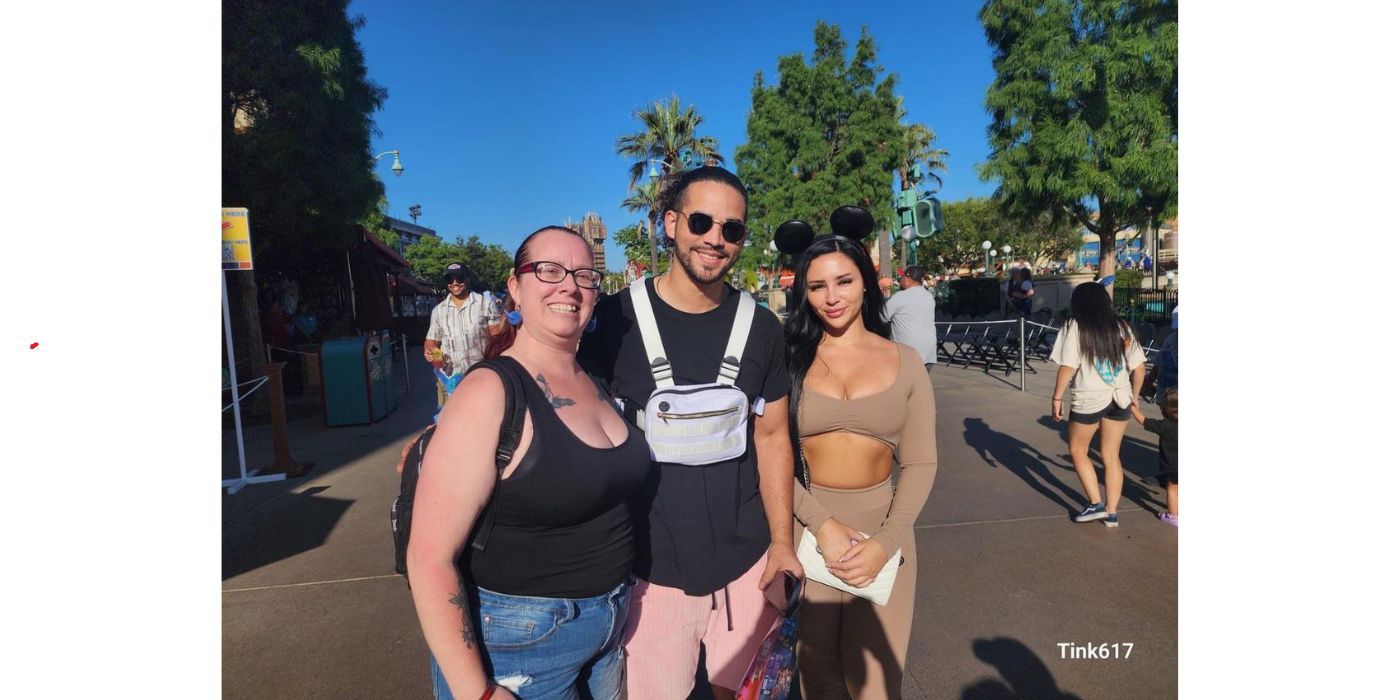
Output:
[1050, 320, 1146, 414]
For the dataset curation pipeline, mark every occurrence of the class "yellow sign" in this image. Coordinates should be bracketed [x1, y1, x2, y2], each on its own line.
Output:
[222, 208, 254, 270]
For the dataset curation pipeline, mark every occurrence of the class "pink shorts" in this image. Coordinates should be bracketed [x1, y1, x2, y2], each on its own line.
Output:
[622, 552, 780, 696]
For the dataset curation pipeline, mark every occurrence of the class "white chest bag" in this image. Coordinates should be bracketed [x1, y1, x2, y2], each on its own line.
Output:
[629, 279, 765, 466]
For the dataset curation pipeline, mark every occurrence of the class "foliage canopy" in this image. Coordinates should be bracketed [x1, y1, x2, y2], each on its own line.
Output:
[978, 0, 1177, 289]
[223, 0, 388, 272]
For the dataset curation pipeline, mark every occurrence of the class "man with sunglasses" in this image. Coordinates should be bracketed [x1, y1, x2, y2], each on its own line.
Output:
[579, 166, 802, 700]
[424, 261, 498, 408]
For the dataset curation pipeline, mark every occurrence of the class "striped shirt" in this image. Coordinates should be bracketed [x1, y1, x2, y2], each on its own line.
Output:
[426, 292, 498, 374]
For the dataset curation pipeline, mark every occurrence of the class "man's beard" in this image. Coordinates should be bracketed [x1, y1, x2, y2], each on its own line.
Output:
[674, 244, 735, 286]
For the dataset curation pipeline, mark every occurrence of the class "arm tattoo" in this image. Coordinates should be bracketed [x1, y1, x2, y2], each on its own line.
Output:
[448, 586, 476, 649]
[534, 372, 576, 409]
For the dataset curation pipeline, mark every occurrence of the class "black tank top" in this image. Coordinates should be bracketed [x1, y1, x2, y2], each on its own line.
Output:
[465, 357, 652, 598]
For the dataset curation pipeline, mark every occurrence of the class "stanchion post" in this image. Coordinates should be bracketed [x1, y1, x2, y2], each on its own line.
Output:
[1019, 317, 1026, 392]
[262, 362, 312, 477]
[402, 333, 412, 393]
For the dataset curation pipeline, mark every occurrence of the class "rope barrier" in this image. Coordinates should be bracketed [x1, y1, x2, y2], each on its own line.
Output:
[222, 376, 269, 413]
[222, 376, 268, 392]
[266, 345, 319, 357]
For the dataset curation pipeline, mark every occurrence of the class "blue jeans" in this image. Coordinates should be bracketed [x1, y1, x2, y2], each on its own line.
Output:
[430, 579, 631, 700]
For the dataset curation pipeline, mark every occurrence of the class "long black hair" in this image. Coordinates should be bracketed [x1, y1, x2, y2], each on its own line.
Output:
[1065, 282, 1132, 369]
[783, 234, 891, 482]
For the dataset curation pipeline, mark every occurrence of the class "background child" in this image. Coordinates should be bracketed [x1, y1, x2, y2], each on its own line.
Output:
[1131, 387, 1178, 526]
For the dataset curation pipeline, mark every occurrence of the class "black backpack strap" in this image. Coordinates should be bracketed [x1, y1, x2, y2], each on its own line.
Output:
[467, 357, 527, 552]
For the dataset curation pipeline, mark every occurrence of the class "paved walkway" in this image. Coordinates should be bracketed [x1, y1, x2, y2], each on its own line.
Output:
[223, 350, 1176, 699]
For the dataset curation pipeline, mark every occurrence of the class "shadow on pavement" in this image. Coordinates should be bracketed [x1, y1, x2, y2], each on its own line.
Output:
[223, 485, 354, 580]
[962, 417, 1087, 513]
[961, 637, 1083, 700]
[1033, 416, 1167, 514]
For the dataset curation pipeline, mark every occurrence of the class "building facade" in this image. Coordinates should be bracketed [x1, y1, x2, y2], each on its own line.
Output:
[385, 216, 438, 255]
[563, 212, 608, 271]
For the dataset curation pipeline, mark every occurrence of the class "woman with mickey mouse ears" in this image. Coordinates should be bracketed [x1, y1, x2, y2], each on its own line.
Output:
[777, 206, 939, 699]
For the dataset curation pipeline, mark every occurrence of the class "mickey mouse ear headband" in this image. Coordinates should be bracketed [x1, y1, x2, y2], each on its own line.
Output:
[772, 205, 877, 256]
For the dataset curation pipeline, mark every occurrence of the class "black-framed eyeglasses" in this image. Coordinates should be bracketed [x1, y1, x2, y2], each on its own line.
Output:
[674, 209, 747, 244]
[516, 261, 604, 290]
[445, 276, 468, 285]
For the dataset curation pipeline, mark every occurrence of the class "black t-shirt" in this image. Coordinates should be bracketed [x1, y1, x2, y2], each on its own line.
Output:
[578, 279, 791, 595]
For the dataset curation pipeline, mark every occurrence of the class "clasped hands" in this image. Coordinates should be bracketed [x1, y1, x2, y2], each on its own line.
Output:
[816, 518, 890, 589]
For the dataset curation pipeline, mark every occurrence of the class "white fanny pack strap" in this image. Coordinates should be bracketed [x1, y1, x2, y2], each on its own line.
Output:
[629, 278, 674, 388]
[718, 292, 755, 386]
[628, 278, 756, 388]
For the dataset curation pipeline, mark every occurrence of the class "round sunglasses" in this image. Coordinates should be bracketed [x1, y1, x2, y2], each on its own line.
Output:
[674, 209, 748, 244]
[516, 261, 604, 290]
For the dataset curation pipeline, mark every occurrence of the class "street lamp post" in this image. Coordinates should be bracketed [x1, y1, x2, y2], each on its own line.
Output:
[374, 149, 404, 176]
[1001, 244, 1012, 270]
[644, 158, 676, 277]
[981, 240, 992, 277]
[1147, 206, 1160, 291]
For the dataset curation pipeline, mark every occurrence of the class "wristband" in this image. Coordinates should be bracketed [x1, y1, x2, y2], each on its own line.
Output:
[480, 684, 497, 700]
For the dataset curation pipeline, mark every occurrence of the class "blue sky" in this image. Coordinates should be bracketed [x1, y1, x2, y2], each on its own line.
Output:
[350, 0, 1000, 272]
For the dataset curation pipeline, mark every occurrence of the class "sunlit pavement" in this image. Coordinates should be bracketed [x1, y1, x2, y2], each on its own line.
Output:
[223, 351, 1175, 699]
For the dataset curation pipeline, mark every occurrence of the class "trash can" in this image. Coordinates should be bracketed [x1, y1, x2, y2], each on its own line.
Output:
[320, 335, 398, 426]
[298, 343, 323, 393]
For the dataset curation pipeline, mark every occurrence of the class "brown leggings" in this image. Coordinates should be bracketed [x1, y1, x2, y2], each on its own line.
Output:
[793, 479, 916, 699]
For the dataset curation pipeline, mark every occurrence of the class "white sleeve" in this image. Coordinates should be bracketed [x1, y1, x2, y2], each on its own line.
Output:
[426, 307, 444, 341]
[1050, 322, 1079, 368]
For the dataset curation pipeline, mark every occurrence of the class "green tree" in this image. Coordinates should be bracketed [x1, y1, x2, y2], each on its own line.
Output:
[919, 197, 1082, 274]
[978, 0, 1177, 293]
[898, 116, 949, 192]
[403, 235, 512, 292]
[612, 222, 669, 274]
[615, 97, 721, 274]
[734, 22, 905, 255]
[924, 197, 1015, 273]
[459, 236, 513, 292]
[361, 194, 400, 250]
[224, 0, 387, 266]
[223, 0, 387, 385]
[403, 235, 461, 283]
[615, 95, 724, 190]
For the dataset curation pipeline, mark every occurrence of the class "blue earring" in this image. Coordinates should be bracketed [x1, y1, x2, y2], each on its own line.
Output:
[506, 310, 522, 326]
[586, 317, 598, 333]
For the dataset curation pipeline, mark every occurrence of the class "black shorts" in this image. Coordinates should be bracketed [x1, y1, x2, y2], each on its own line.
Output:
[1070, 401, 1131, 424]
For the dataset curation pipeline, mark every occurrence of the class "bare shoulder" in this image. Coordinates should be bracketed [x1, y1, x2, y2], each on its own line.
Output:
[435, 364, 507, 432]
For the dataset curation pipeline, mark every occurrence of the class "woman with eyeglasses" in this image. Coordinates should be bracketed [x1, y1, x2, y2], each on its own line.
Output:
[407, 226, 652, 699]
[783, 225, 938, 699]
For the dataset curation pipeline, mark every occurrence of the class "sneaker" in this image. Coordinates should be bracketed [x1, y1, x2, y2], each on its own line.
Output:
[1073, 503, 1108, 523]
[1104, 513, 1119, 528]
[1159, 513, 1178, 527]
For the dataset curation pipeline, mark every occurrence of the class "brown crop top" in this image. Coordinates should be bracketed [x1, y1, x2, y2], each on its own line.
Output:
[793, 342, 938, 558]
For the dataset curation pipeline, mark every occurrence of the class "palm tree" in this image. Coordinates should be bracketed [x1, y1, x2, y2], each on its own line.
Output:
[616, 95, 723, 274]
[899, 121, 949, 192]
[615, 94, 724, 190]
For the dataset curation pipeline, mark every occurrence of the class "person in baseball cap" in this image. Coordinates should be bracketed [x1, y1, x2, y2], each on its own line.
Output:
[443, 261, 470, 284]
